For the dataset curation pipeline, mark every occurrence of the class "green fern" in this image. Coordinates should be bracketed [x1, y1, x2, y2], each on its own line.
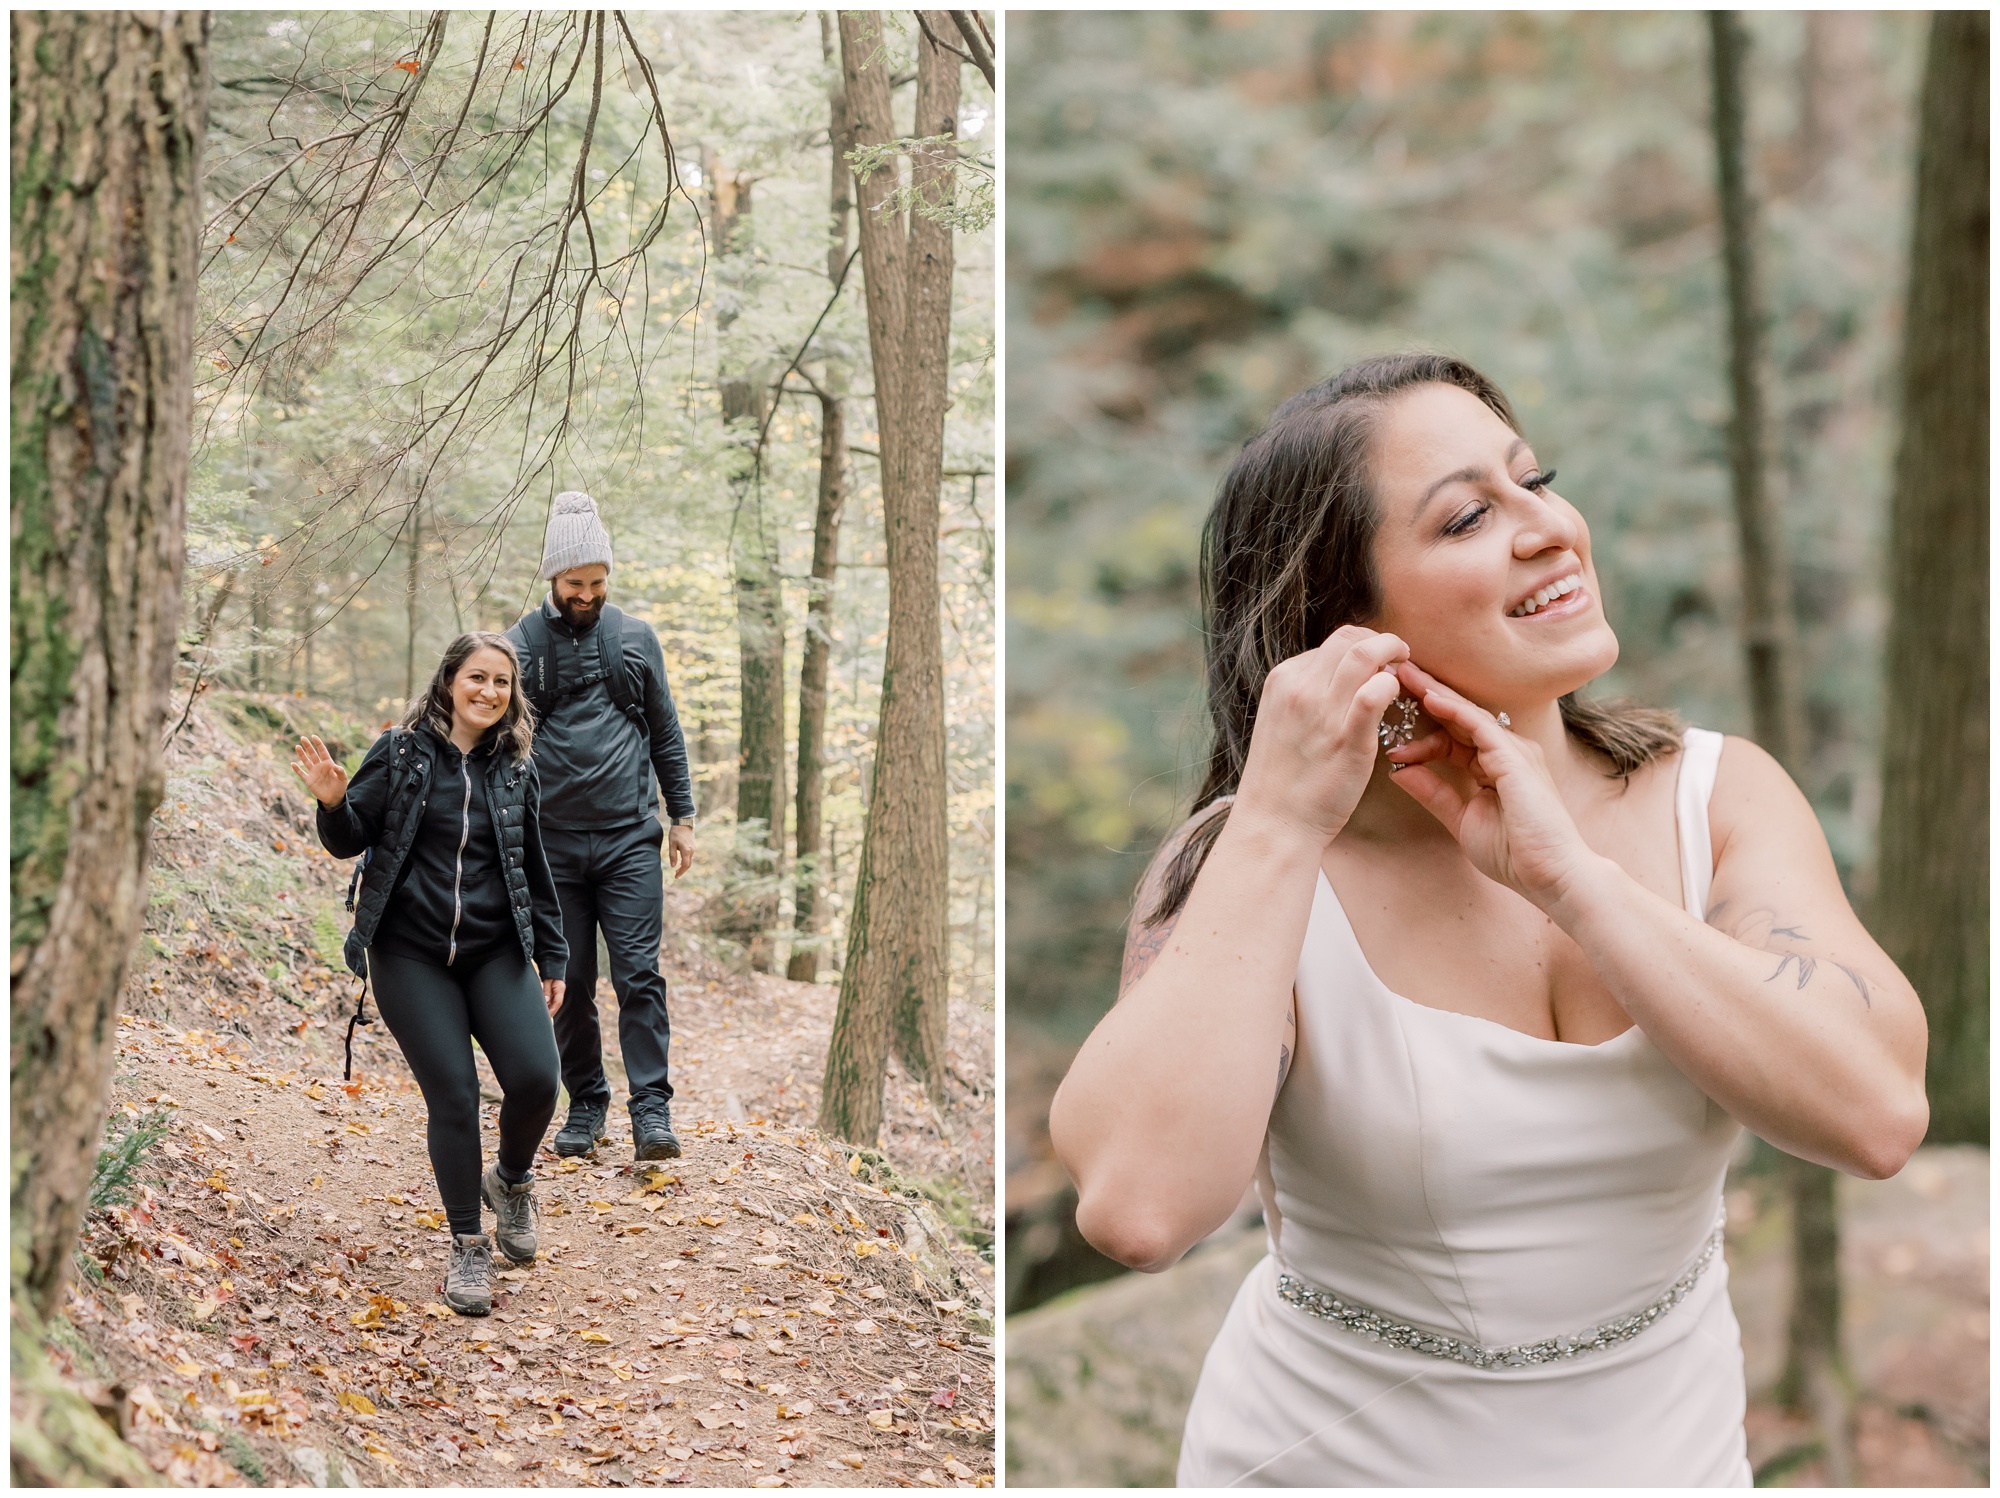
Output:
[88, 1109, 173, 1210]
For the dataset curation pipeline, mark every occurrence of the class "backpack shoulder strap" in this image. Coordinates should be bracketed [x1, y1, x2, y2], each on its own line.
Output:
[595, 603, 643, 722]
[515, 610, 559, 720]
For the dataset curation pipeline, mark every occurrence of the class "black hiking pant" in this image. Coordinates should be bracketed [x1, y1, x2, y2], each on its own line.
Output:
[369, 947, 560, 1236]
[541, 816, 675, 1114]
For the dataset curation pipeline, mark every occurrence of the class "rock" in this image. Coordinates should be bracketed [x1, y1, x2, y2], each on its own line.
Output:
[1005, 1227, 1265, 1487]
[287, 1447, 329, 1486]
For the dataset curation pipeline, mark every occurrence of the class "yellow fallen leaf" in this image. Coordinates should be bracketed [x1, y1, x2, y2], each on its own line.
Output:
[423, 1302, 454, 1318]
[304, 1084, 324, 1100]
[698, 1215, 724, 1228]
[850, 1241, 878, 1258]
[792, 1214, 817, 1226]
[203, 1174, 228, 1191]
[345, 1121, 370, 1135]
[336, 1392, 377, 1415]
[847, 1155, 863, 1176]
[866, 1409, 895, 1429]
[577, 1330, 611, 1343]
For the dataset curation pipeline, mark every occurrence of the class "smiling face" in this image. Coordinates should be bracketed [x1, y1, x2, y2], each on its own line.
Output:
[552, 563, 610, 629]
[450, 646, 515, 737]
[1364, 383, 1619, 709]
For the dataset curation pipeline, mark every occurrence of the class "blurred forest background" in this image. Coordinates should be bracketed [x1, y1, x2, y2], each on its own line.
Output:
[191, 10, 994, 1013]
[1005, 10, 1984, 1487]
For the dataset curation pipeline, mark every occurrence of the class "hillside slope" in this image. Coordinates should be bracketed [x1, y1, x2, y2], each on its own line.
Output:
[47, 692, 996, 1489]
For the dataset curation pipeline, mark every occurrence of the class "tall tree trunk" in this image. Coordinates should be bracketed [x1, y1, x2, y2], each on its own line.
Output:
[819, 11, 959, 1141]
[790, 391, 847, 982]
[11, 10, 208, 1483]
[404, 503, 422, 704]
[733, 538, 787, 972]
[709, 143, 787, 974]
[791, 29, 856, 985]
[1876, 11, 1987, 1146]
[1709, 13, 1847, 1480]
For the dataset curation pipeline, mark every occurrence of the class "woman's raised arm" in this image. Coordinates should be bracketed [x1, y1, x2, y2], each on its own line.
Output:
[1049, 627, 1409, 1272]
[1391, 670, 1928, 1178]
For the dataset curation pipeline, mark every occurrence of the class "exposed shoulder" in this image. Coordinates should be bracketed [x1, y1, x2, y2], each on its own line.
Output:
[1133, 798, 1233, 922]
[1120, 799, 1232, 996]
[1707, 733, 1825, 871]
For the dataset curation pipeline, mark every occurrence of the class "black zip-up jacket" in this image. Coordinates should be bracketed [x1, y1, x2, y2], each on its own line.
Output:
[317, 723, 568, 980]
[505, 596, 697, 830]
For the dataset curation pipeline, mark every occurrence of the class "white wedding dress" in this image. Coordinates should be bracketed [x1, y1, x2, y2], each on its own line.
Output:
[1178, 729, 1752, 1487]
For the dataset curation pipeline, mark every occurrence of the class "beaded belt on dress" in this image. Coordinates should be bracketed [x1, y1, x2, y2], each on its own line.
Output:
[1273, 1209, 1727, 1371]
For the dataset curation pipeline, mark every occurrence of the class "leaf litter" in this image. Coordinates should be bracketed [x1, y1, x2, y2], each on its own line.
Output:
[54, 697, 996, 1487]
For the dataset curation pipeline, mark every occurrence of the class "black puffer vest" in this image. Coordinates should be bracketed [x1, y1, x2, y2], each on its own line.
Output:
[340, 729, 539, 978]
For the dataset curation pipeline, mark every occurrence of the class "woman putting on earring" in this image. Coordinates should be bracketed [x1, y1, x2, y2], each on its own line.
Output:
[1051, 354, 1928, 1485]
[294, 633, 568, 1317]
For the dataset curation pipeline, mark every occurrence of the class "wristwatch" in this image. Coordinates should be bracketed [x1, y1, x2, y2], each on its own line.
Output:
[670, 815, 697, 829]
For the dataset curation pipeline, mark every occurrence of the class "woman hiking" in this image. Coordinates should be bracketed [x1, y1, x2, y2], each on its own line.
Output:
[293, 632, 568, 1317]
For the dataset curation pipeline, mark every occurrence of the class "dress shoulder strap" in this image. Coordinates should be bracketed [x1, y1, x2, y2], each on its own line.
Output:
[1674, 727, 1726, 920]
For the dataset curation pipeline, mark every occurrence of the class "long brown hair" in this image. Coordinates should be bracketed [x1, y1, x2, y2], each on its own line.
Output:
[1148, 352, 1680, 925]
[403, 632, 536, 760]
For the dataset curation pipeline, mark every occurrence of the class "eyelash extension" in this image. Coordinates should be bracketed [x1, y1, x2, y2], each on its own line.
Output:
[1522, 467, 1557, 492]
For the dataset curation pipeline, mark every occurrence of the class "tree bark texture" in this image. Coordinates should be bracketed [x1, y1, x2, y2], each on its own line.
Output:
[732, 541, 787, 972]
[790, 391, 847, 982]
[1875, 10, 1988, 1146]
[819, 11, 959, 1140]
[791, 40, 856, 986]
[1708, 14, 1844, 1468]
[1709, 11, 1806, 777]
[11, 9, 208, 1484]
[709, 138, 786, 972]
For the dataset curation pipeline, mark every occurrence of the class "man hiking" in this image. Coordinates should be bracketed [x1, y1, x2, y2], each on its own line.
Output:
[509, 491, 698, 1163]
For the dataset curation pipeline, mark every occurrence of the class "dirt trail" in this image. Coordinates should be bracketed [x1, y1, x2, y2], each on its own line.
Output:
[49, 694, 996, 1488]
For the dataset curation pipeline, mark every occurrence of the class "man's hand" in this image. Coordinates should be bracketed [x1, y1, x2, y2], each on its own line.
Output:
[542, 977, 566, 1017]
[668, 824, 695, 878]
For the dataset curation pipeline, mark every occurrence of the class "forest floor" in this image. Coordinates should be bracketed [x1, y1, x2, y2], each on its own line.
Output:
[47, 691, 996, 1489]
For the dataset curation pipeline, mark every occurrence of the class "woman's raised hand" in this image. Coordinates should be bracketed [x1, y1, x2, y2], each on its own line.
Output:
[290, 735, 349, 809]
[1233, 626, 1411, 847]
[1382, 662, 1594, 906]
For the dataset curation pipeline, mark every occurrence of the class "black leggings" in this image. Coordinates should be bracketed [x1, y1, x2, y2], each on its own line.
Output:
[368, 947, 560, 1236]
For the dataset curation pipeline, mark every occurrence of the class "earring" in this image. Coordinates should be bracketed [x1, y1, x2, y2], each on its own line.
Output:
[1378, 694, 1422, 752]
[1497, 712, 1512, 729]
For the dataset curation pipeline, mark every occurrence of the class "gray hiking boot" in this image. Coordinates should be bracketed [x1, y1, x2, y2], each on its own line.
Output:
[553, 1099, 609, 1157]
[444, 1232, 494, 1316]
[630, 1095, 682, 1162]
[480, 1165, 539, 1265]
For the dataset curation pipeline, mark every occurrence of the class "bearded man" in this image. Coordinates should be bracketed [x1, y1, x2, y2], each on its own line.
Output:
[508, 492, 697, 1161]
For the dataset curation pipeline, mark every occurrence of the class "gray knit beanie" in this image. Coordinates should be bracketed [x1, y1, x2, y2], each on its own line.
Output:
[540, 491, 614, 579]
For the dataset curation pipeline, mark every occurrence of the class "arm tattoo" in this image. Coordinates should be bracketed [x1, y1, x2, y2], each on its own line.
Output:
[1716, 902, 1872, 1009]
[1275, 1005, 1296, 1098]
[1833, 961, 1873, 1009]
[1768, 952, 1817, 990]
[1119, 912, 1178, 998]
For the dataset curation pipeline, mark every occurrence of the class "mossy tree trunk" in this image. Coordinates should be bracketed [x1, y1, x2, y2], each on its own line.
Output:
[1876, 9, 1988, 1148]
[819, 11, 960, 1140]
[10, 9, 208, 1484]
